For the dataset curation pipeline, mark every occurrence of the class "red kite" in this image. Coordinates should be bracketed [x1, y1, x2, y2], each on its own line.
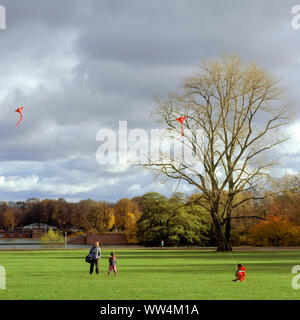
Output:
[15, 106, 23, 128]
[176, 116, 186, 138]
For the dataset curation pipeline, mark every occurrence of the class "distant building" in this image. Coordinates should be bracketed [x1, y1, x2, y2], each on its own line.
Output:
[15, 202, 27, 208]
[8, 201, 17, 207]
[65, 225, 80, 233]
[26, 198, 40, 204]
[23, 223, 58, 232]
[0, 201, 17, 207]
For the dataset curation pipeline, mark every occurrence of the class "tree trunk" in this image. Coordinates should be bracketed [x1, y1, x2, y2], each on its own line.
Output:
[216, 229, 228, 251]
[212, 213, 231, 252]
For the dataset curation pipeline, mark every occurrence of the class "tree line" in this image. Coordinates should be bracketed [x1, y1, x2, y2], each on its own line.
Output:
[1, 173, 300, 246]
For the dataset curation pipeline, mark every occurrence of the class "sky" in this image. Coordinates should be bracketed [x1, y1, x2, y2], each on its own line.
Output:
[0, 0, 300, 203]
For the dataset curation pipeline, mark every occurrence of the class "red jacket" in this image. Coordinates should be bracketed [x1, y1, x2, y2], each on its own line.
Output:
[236, 266, 246, 281]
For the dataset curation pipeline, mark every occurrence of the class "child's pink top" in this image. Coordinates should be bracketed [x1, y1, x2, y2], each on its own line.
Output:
[109, 256, 116, 265]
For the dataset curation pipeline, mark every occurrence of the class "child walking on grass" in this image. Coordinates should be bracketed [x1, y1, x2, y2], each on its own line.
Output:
[232, 264, 246, 282]
[108, 252, 117, 277]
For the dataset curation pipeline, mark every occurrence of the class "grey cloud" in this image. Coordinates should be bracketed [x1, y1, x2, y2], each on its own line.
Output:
[0, 0, 300, 202]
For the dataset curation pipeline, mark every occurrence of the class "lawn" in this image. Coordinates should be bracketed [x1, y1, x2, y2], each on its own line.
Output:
[0, 249, 299, 300]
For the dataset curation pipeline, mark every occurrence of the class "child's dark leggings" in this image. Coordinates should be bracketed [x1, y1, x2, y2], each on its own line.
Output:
[90, 259, 99, 274]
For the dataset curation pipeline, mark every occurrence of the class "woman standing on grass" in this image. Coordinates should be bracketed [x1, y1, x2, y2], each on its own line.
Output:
[88, 241, 101, 275]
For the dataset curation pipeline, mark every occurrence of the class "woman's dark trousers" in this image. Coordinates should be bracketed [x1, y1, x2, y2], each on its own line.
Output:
[90, 259, 99, 274]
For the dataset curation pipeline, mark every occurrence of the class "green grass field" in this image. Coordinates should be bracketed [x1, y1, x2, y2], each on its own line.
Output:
[0, 249, 299, 300]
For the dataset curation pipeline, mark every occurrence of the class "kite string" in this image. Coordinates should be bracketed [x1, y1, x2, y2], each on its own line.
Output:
[215, 216, 237, 269]
[77, 205, 93, 231]
[76, 205, 103, 248]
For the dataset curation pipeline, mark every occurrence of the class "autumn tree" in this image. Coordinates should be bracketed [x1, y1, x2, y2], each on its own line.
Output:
[124, 212, 139, 244]
[3, 208, 15, 231]
[76, 199, 97, 231]
[247, 214, 300, 246]
[41, 228, 64, 248]
[108, 212, 116, 231]
[89, 202, 115, 233]
[266, 173, 300, 225]
[143, 55, 291, 251]
[114, 198, 140, 231]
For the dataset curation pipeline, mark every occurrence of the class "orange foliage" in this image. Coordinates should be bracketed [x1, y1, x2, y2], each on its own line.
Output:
[247, 214, 300, 246]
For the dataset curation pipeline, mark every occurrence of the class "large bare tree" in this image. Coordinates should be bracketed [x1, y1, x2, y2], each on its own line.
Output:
[143, 55, 291, 251]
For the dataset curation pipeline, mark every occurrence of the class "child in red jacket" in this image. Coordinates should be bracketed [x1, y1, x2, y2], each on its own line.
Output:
[233, 264, 246, 282]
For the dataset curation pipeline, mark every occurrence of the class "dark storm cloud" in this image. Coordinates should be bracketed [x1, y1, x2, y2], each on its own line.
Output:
[0, 0, 299, 201]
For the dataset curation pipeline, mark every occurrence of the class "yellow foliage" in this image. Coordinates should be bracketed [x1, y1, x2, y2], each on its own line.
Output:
[41, 228, 64, 248]
[108, 212, 116, 230]
[124, 212, 139, 244]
